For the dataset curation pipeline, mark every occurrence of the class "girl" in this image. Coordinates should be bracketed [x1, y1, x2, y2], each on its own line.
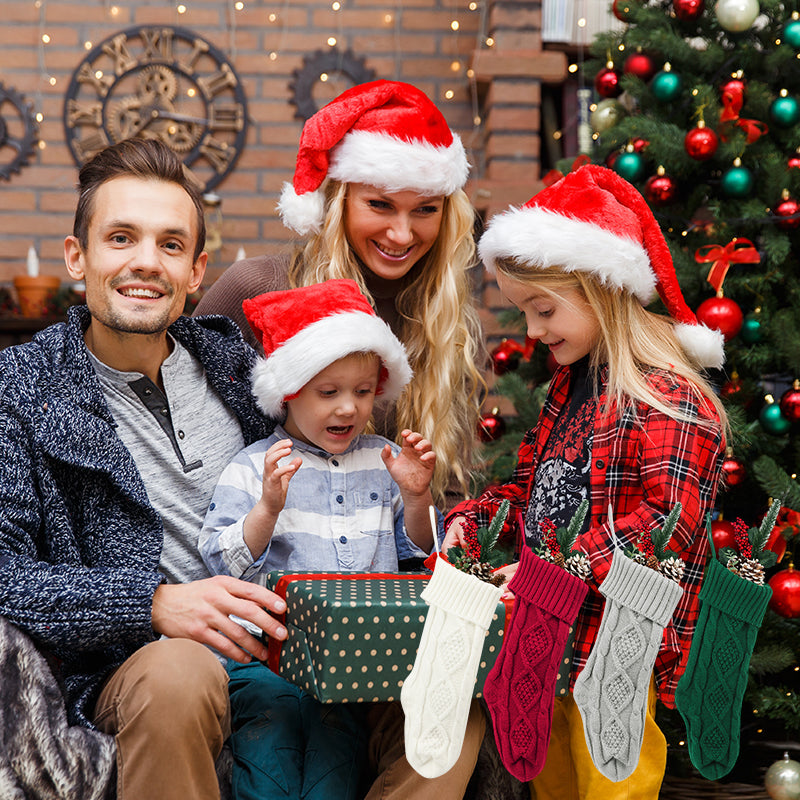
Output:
[444, 164, 727, 799]
[195, 79, 485, 512]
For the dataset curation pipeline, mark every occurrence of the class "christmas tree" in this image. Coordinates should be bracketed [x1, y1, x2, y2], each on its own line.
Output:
[479, 0, 800, 784]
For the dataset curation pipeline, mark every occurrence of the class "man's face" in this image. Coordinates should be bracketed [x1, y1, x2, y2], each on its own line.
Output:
[65, 176, 206, 337]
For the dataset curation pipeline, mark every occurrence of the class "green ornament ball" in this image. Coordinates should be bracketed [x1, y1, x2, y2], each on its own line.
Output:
[740, 314, 763, 344]
[614, 151, 647, 183]
[783, 19, 800, 49]
[721, 165, 755, 197]
[652, 69, 683, 102]
[771, 95, 800, 128]
[760, 402, 792, 435]
[591, 99, 626, 133]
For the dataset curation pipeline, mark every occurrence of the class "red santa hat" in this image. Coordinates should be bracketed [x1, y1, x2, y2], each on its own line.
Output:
[243, 279, 412, 418]
[478, 164, 725, 370]
[278, 79, 469, 235]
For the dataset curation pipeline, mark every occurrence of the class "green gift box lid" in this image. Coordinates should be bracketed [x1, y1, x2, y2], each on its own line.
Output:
[265, 571, 510, 703]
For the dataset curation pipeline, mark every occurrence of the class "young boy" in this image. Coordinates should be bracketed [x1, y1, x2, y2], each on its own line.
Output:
[199, 279, 439, 800]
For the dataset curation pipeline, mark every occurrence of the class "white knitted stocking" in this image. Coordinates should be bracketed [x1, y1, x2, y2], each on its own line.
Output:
[400, 559, 502, 779]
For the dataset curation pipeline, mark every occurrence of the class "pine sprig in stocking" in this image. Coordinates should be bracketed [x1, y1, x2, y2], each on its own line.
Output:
[622, 503, 686, 583]
[447, 499, 512, 585]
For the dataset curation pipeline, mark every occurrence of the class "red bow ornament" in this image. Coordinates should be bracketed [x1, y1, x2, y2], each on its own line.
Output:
[695, 238, 760, 292]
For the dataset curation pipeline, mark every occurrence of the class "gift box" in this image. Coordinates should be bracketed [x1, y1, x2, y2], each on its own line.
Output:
[265, 571, 511, 703]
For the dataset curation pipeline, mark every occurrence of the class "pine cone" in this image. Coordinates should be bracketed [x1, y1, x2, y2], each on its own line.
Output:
[564, 553, 591, 582]
[469, 562, 495, 583]
[646, 554, 660, 570]
[738, 558, 765, 585]
[658, 557, 685, 584]
[553, 551, 566, 567]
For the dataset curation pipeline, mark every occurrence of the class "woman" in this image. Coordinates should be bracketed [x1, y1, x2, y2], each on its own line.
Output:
[195, 80, 494, 800]
[195, 79, 485, 511]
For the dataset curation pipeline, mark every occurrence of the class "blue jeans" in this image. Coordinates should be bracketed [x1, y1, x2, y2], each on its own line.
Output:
[227, 660, 367, 800]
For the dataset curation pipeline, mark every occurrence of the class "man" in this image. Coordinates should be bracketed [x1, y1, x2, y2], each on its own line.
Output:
[0, 137, 287, 799]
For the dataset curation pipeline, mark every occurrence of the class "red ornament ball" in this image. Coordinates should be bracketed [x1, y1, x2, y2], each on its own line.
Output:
[779, 381, 800, 422]
[768, 565, 800, 618]
[631, 137, 650, 153]
[685, 126, 719, 160]
[673, 0, 705, 21]
[645, 172, 678, 206]
[595, 66, 623, 98]
[490, 338, 524, 375]
[721, 455, 747, 487]
[478, 409, 506, 443]
[775, 196, 800, 230]
[696, 295, 743, 340]
[789, 153, 800, 169]
[612, 0, 635, 21]
[721, 374, 743, 399]
[624, 52, 656, 82]
[710, 519, 736, 551]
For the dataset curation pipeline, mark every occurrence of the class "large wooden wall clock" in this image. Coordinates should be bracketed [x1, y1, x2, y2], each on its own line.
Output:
[63, 25, 248, 193]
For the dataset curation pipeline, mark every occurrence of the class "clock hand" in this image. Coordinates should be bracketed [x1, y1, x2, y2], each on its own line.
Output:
[149, 109, 208, 126]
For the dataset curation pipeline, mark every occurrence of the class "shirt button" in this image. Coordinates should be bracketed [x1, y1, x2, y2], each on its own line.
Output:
[331, 459, 339, 466]
[160, 407, 168, 416]
[178, 430, 185, 439]
[370, 492, 378, 501]
[143, 387, 152, 396]
[339, 535, 347, 544]
[595, 459, 605, 469]
[336, 495, 344, 504]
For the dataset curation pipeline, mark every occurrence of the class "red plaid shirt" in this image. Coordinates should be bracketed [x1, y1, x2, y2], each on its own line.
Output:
[447, 365, 724, 708]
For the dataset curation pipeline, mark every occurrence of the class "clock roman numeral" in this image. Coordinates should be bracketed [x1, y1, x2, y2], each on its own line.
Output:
[66, 99, 103, 127]
[199, 135, 236, 173]
[140, 28, 174, 62]
[75, 62, 114, 98]
[73, 129, 110, 162]
[101, 33, 137, 76]
[209, 103, 244, 132]
[197, 64, 237, 100]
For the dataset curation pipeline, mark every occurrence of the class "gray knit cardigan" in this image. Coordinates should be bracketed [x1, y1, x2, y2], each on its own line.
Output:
[0, 306, 274, 728]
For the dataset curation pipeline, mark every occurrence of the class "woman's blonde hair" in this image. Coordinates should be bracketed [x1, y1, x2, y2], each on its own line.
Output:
[496, 257, 728, 435]
[288, 179, 486, 505]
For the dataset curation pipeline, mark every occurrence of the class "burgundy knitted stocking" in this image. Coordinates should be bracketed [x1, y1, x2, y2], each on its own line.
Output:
[483, 546, 589, 782]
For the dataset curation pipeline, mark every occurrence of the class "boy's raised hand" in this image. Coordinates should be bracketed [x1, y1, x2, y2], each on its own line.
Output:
[381, 429, 436, 496]
[260, 438, 302, 515]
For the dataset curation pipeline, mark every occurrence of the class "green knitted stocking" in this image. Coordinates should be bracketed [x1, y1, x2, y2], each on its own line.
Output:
[675, 556, 772, 781]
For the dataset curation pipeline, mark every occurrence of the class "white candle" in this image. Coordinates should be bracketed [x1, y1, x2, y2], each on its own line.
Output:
[235, 246, 247, 262]
[27, 246, 39, 277]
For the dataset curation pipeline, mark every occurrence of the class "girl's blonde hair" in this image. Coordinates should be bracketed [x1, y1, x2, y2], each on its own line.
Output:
[288, 179, 486, 504]
[496, 257, 728, 435]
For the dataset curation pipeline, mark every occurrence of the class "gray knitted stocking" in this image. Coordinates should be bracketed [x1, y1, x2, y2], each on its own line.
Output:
[573, 550, 682, 782]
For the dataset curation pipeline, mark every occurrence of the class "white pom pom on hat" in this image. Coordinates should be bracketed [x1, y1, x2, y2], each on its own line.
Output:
[278, 79, 469, 235]
[243, 279, 412, 419]
[478, 164, 725, 370]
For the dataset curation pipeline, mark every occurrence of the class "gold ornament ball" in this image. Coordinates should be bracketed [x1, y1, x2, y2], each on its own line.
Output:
[591, 99, 627, 133]
[765, 752, 800, 800]
[715, 0, 760, 32]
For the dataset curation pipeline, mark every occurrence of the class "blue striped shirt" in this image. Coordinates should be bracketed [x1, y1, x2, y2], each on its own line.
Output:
[199, 425, 428, 583]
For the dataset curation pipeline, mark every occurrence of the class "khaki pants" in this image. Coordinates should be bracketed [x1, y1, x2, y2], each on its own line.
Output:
[93, 638, 230, 800]
[364, 699, 486, 800]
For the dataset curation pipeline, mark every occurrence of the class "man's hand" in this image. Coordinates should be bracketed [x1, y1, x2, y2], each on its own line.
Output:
[151, 576, 288, 663]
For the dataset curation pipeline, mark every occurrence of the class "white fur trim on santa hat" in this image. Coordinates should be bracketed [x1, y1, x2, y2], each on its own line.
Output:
[277, 182, 326, 236]
[478, 205, 658, 304]
[674, 321, 725, 370]
[329, 130, 469, 196]
[250, 311, 413, 419]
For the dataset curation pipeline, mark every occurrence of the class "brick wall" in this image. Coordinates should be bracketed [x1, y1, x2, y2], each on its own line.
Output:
[1, 0, 564, 413]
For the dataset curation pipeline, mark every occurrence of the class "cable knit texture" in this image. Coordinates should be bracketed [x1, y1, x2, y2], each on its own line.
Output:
[482, 547, 588, 781]
[401, 558, 502, 779]
[675, 556, 772, 780]
[573, 550, 683, 782]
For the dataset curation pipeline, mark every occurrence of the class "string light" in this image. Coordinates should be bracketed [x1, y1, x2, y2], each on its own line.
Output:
[327, 36, 337, 46]
[177, 5, 187, 14]
[445, 89, 454, 99]
[332, 1, 340, 9]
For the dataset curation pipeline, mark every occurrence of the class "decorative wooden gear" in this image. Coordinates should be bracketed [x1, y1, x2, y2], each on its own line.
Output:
[0, 82, 38, 181]
[289, 48, 375, 121]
